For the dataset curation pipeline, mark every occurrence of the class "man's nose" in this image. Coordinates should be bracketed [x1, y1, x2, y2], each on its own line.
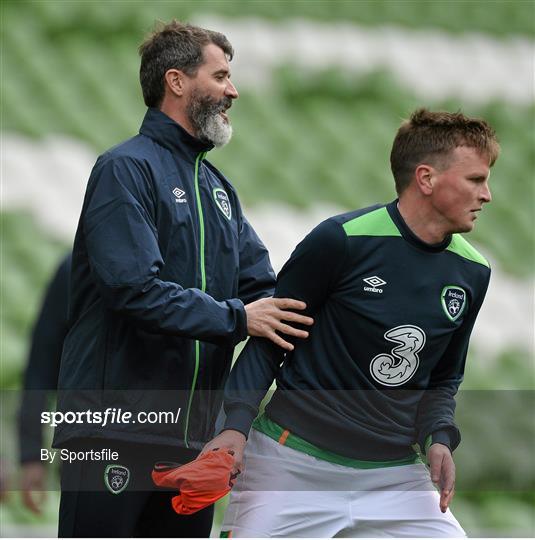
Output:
[481, 182, 492, 203]
[226, 79, 239, 99]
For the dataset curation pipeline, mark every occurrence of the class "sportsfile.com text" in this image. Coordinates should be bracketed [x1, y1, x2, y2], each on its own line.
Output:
[41, 407, 181, 427]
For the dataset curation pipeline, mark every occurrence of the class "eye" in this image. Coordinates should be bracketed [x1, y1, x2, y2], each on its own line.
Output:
[467, 176, 487, 183]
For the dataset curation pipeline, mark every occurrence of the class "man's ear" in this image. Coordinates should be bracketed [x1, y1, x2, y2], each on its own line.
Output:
[414, 164, 434, 196]
[164, 69, 187, 97]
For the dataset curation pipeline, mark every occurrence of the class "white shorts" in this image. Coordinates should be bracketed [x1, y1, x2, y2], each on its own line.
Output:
[221, 430, 465, 538]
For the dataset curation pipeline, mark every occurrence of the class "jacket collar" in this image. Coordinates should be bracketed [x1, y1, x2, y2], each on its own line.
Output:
[387, 199, 452, 253]
[139, 107, 213, 162]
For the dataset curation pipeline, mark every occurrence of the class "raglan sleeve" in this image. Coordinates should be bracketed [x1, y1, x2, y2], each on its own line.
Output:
[416, 269, 491, 454]
[83, 155, 247, 346]
[237, 213, 276, 304]
[223, 218, 347, 437]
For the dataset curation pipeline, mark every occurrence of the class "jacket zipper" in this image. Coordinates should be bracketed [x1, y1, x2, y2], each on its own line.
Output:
[184, 151, 207, 448]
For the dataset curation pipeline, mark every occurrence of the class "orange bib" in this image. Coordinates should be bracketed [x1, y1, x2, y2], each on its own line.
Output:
[152, 449, 235, 515]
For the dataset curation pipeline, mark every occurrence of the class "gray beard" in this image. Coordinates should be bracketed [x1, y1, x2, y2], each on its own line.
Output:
[187, 90, 233, 148]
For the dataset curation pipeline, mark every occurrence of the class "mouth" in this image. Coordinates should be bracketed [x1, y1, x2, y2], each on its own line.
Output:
[218, 100, 232, 123]
[221, 97, 234, 120]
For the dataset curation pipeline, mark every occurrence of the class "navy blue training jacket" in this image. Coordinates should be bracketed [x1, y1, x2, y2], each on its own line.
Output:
[53, 108, 275, 450]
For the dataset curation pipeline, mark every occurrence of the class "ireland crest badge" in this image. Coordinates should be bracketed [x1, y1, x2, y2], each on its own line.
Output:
[441, 286, 467, 322]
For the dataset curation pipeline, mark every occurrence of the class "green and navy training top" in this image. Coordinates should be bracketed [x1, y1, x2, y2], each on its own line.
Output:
[224, 200, 490, 462]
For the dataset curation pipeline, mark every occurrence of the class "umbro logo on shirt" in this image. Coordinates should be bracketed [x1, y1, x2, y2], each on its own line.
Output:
[173, 187, 187, 203]
[363, 276, 386, 294]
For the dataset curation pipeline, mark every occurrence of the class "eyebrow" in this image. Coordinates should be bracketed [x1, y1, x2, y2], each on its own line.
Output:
[213, 68, 230, 77]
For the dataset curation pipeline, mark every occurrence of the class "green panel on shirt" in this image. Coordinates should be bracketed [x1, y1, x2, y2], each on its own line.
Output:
[447, 234, 490, 267]
[343, 207, 401, 237]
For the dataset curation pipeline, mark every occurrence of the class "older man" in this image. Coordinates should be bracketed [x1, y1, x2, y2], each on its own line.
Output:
[54, 21, 312, 537]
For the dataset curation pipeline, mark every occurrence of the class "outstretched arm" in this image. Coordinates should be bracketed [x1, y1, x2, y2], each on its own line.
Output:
[84, 156, 313, 347]
[202, 219, 348, 471]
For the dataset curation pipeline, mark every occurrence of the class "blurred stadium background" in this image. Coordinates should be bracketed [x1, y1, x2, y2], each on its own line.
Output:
[1, 0, 534, 537]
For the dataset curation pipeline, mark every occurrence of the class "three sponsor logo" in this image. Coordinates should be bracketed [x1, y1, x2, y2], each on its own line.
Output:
[369, 325, 426, 387]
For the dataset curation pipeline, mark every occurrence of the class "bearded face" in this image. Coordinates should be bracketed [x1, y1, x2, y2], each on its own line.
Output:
[186, 89, 233, 148]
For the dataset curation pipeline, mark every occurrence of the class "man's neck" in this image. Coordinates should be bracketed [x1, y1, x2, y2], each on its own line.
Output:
[159, 102, 196, 138]
[397, 197, 449, 245]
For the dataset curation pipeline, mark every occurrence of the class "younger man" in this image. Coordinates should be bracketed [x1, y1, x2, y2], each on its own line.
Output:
[206, 109, 499, 537]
